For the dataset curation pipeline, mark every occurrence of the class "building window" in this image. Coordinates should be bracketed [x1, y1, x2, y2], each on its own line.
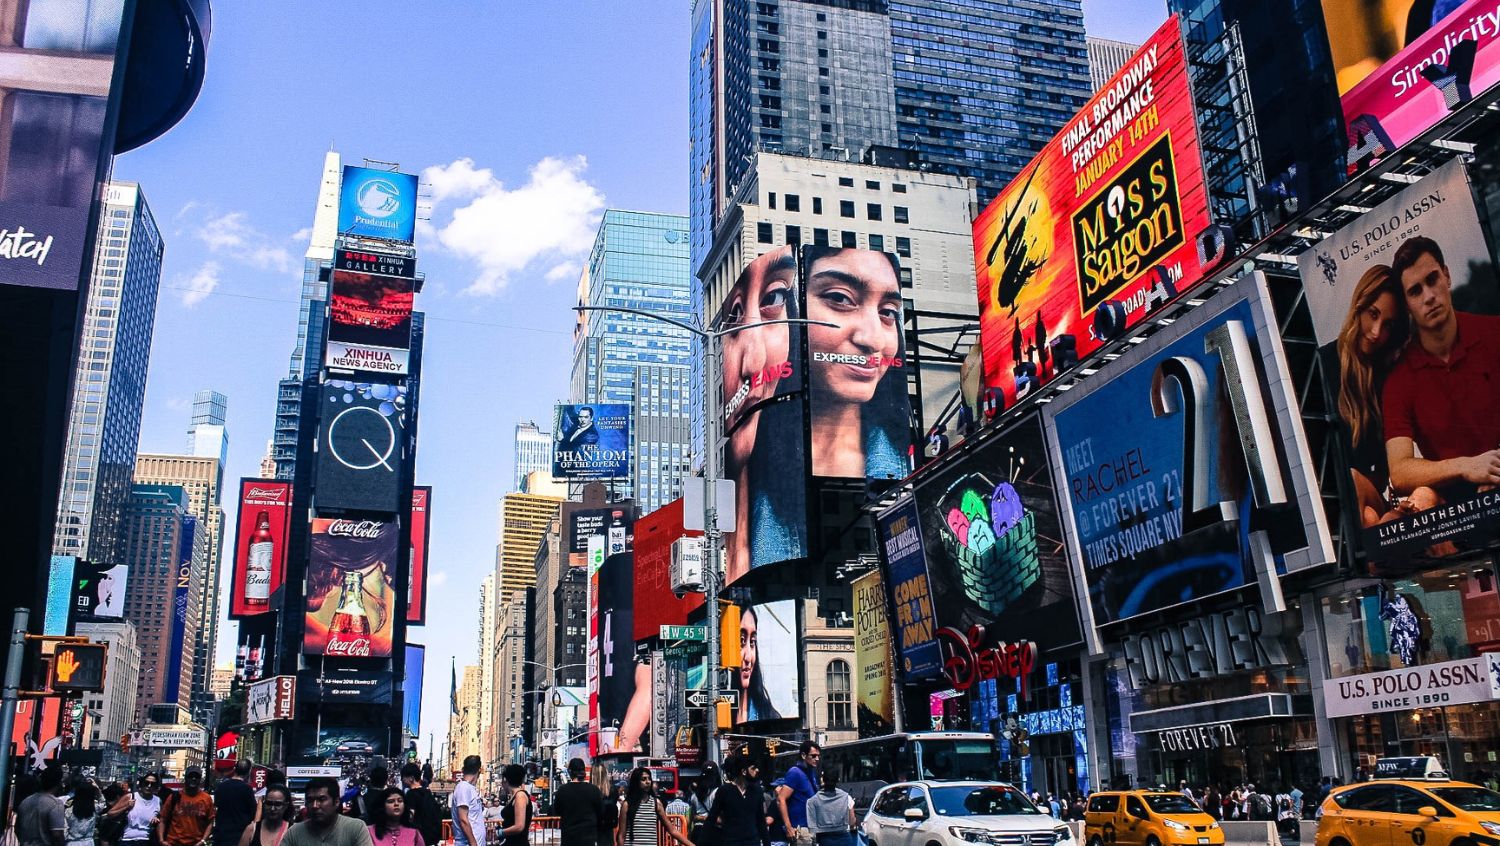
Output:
[838, 177, 854, 188]
[869, 234, 884, 252]
[757, 222, 773, 244]
[818, 48, 828, 58]
[893, 183, 907, 193]
[899, 267, 913, 288]
[813, 228, 829, 247]
[786, 225, 801, 244]
[865, 180, 880, 190]
[894, 206, 909, 224]
[812, 197, 823, 215]
[819, 104, 831, 114]
[821, 123, 832, 134]
[896, 237, 911, 257]
[819, 85, 830, 96]
[827, 660, 853, 729]
[841, 231, 856, 249]
[768, 192, 777, 209]
[785, 194, 800, 212]
[840, 200, 855, 218]
[819, 67, 829, 77]
[866, 203, 882, 221]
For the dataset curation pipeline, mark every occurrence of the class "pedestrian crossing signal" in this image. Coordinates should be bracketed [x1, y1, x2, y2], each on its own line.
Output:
[50, 643, 107, 693]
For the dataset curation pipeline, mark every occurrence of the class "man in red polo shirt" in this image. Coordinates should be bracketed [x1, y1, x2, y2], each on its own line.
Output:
[1382, 235, 1500, 501]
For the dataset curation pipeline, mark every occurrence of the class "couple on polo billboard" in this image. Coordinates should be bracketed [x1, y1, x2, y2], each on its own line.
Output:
[717, 244, 911, 584]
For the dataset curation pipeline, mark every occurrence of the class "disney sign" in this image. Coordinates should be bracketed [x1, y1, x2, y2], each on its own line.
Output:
[936, 625, 1038, 697]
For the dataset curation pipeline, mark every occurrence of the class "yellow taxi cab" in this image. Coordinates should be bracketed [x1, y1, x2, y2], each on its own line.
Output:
[1084, 790, 1224, 846]
[1316, 772, 1500, 846]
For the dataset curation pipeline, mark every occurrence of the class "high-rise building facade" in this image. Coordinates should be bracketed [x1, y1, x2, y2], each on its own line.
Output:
[119, 484, 207, 725]
[449, 664, 482, 766]
[571, 210, 693, 512]
[477, 574, 498, 765]
[185, 391, 228, 480]
[53, 182, 164, 564]
[75, 620, 140, 749]
[1086, 36, 1140, 91]
[496, 492, 564, 597]
[513, 422, 552, 491]
[495, 592, 529, 759]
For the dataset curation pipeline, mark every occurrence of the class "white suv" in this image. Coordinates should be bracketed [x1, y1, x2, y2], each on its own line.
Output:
[862, 782, 1073, 846]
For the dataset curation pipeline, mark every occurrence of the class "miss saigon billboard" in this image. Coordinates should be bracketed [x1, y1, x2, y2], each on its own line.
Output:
[972, 17, 1212, 409]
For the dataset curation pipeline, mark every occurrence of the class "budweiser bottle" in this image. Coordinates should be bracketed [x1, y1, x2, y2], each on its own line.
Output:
[328, 570, 373, 656]
[245, 511, 274, 606]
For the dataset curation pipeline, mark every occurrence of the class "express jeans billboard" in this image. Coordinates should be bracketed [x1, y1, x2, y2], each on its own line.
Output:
[303, 518, 398, 658]
[553, 403, 630, 480]
[728, 598, 798, 725]
[315, 380, 406, 512]
[1044, 276, 1333, 629]
[325, 270, 414, 376]
[338, 166, 418, 243]
[1297, 160, 1500, 560]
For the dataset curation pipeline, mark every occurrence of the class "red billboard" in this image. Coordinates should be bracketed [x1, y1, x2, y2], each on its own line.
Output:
[229, 480, 293, 618]
[324, 269, 414, 376]
[407, 486, 431, 625]
[972, 16, 1212, 408]
[303, 518, 398, 658]
[632, 499, 702, 641]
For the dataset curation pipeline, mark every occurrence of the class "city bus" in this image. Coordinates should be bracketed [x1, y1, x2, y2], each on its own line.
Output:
[771, 731, 999, 812]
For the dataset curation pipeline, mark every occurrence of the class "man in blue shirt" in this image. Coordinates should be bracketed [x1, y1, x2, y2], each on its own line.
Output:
[777, 742, 821, 846]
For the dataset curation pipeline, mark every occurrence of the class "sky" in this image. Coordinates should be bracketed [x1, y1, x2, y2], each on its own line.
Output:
[117, 0, 1166, 759]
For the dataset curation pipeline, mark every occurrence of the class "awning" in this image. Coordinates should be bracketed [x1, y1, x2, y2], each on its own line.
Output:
[1128, 692, 1311, 734]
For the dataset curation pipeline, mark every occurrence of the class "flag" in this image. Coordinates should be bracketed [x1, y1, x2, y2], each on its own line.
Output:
[449, 659, 457, 715]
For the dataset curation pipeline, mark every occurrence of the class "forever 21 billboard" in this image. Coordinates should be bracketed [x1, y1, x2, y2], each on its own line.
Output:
[315, 380, 407, 512]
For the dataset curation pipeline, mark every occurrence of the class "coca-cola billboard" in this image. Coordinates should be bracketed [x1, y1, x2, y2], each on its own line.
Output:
[407, 486, 431, 625]
[230, 480, 293, 619]
[303, 518, 398, 658]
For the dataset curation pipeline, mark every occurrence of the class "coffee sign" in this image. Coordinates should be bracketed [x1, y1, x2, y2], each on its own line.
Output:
[1322, 656, 1500, 719]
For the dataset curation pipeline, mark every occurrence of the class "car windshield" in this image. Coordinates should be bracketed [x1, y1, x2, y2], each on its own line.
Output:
[1143, 795, 1202, 814]
[930, 786, 1041, 817]
[916, 741, 997, 781]
[1431, 788, 1500, 812]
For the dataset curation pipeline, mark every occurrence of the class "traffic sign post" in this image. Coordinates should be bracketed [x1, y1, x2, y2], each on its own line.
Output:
[659, 625, 707, 642]
[685, 690, 737, 709]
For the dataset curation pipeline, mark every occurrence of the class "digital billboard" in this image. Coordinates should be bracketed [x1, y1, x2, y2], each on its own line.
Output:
[230, 480, 293, 618]
[325, 270, 414, 376]
[407, 486, 431, 624]
[303, 518, 399, 658]
[972, 17, 1212, 409]
[852, 570, 894, 737]
[552, 403, 631, 479]
[335, 248, 416, 279]
[912, 414, 1081, 669]
[315, 380, 406, 512]
[338, 166, 418, 243]
[296, 664, 394, 704]
[595, 511, 644, 752]
[404, 644, 425, 740]
[878, 498, 941, 680]
[1044, 275, 1334, 629]
[568, 506, 612, 566]
[802, 245, 912, 480]
[1296, 159, 1500, 559]
[731, 599, 798, 725]
[632, 498, 700, 641]
[1325, 0, 1500, 175]
[164, 516, 197, 701]
[71, 560, 127, 620]
[716, 245, 810, 584]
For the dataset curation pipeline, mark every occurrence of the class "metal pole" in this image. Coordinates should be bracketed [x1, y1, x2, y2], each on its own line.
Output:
[703, 334, 722, 767]
[0, 608, 32, 814]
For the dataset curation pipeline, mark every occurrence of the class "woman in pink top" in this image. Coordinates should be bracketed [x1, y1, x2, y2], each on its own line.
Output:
[368, 789, 426, 846]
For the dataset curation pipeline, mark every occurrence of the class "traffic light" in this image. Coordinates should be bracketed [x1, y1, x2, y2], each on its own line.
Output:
[50, 642, 107, 693]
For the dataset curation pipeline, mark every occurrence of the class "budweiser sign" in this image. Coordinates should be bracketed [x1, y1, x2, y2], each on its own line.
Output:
[245, 486, 290, 502]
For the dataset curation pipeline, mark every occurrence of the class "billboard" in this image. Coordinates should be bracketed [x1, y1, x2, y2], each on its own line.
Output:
[852, 570, 895, 737]
[716, 245, 810, 584]
[245, 675, 296, 724]
[912, 414, 1082, 669]
[43, 556, 74, 635]
[1296, 159, 1500, 559]
[552, 403, 631, 479]
[404, 644, 425, 740]
[297, 664, 394, 704]
[972, 18, 1212, 409]
[407, 486, 431, 625]
[164, 516, 197, 701]
[731, 599, 798, 725]
[315, 380, 406, 512]
[303, 518, 399, 658]
[324, 270, 414, 376]
[1325, 0, 1500, 174]
[878, 498, 941, 680]
[568, 506, 611, 566]
[802, 245, 913, 480]
[594, 511, 642, 752]
[338, 166, 418, 243]
[71, 560, 127, 620]
[632, 498, 700, 641]
[230, 480, 293, 618]
[1044, 275, 1334, 629]
[335, 247, 416, 279]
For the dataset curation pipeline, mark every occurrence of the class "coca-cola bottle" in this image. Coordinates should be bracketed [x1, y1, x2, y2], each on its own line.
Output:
[328, 570, 372, 656]
[245, 511, 274, 606]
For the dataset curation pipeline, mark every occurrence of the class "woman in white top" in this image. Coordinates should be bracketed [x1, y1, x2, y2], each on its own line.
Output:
[121, 774, 163, 846]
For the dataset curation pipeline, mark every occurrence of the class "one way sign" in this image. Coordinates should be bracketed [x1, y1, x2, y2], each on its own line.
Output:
[686, 690, 736, 709]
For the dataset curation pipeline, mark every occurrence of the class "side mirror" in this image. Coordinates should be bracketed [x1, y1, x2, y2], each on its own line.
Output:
[904, 808, 926, 822]
[1418, 807, 1439, 819]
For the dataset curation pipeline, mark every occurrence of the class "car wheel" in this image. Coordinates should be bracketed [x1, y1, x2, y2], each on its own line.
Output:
[1089, 837, 1104, 846]
[1147, 837, 1162, 846]
[1450, 839, 1473, 846]
[1328, 838, 1353, 846]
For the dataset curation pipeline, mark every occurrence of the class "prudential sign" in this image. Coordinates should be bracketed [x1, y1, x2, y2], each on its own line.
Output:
[338, 166, 418, 243]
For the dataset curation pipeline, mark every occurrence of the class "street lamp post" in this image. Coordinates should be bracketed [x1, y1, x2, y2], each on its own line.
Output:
[574, 305, 837, 766]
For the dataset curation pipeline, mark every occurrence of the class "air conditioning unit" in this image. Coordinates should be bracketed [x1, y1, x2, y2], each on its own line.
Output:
[671, 537, 705, 594]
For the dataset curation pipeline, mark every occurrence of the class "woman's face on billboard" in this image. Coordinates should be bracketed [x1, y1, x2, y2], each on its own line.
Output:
[721, 249, 796, 454]
[1358, 290, 1402, 357]
[806, 250, 901, 405]
[738, 608, 759, 690]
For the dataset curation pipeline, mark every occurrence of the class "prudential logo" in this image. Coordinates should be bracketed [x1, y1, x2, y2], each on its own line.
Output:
[355, 178, 403, 220]
[340, 165, 417, 242]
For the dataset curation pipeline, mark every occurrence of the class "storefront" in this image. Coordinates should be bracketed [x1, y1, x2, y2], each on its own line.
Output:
[1316, 559, 1500, 783]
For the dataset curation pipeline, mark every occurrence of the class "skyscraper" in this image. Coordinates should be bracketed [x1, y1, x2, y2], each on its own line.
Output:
[53, 183, 164, 565]
[185, 391, 228, 480]
[571, 210, 693, 512]
[1087, 36, 1141, 91]
[495, 492, 564, 597]
[513, 422, 552, 491]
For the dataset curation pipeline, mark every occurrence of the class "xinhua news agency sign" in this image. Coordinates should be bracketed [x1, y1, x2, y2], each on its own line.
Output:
[1322, 655, 1500, 718]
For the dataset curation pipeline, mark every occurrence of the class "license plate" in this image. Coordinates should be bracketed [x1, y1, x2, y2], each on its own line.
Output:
[1197, 838, 1209, 843]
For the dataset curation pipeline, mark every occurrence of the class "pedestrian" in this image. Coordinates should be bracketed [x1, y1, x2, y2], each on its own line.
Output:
[98, 782, 132, 846]
[367, 788, 424, 846]
[449, 757, 486, 846]
[618, 768, 691, 846]
[1289, 784, 1304, 820]
[361, 770, 390, 825]
[554, 758, 605, 846]
[709, 756, 768, 846]
[16, 767, 68, 846]
[1202, 786, 1221, 821]
[399, 764, 443, 846]
[499, 764, 534, 846]
[160, 767, 217, 846]
[803, 770, 854, 846]
[63, 779, 99, 846]
[120, 774, 163, 846]
[775, 742, 820, 846]
[1179, 782, 1194, 803]
[1047, 795, 1060, 818]
[215, 762, 258, 846]
[688, 765, 721, 846]
[236, 785, 293, 846]
[666, 793, 692, 820]
[283, 778, 371, 846]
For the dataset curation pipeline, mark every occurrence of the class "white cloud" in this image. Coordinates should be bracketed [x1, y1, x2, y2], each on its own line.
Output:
[545, 261, 580, 282]
[289, 226, 313, 242]
[422, 155, 605, 295]
[429, 570, 449, 588]
[192, 211, 297, 274]
[179, 262, 221, 307]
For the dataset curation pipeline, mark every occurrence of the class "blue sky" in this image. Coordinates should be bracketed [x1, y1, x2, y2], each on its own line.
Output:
[117, 1, 1165, 758]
